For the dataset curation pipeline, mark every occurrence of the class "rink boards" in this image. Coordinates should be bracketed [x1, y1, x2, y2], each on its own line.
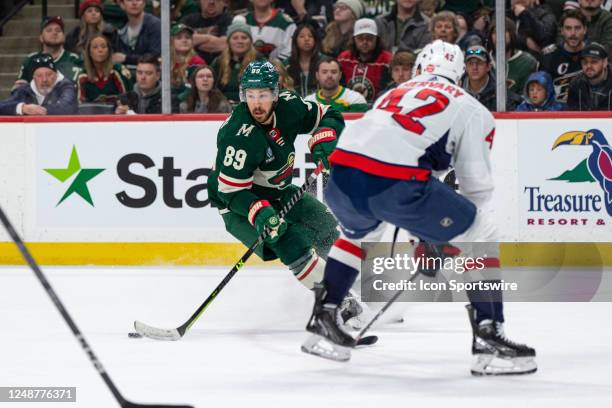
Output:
[1, 112, 611, 266]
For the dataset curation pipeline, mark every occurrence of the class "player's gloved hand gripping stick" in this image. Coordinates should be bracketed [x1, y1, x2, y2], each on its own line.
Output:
[133, 161, 326, 341]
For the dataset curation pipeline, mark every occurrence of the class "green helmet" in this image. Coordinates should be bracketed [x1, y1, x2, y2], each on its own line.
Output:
[239, 60, 280, 102]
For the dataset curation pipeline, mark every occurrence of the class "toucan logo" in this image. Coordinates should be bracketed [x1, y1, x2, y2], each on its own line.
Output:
[549, 129, 612, 216]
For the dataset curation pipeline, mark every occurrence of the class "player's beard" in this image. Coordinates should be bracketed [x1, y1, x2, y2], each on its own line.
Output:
[251, 106, 273, 124]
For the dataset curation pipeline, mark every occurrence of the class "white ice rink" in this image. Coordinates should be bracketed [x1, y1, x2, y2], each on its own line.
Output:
[1, 266, 611, 408]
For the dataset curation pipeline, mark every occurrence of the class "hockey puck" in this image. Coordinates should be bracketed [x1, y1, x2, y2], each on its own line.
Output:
[128, 332, 143, 338]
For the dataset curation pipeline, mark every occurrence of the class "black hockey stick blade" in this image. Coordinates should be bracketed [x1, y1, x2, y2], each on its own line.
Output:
[135, 162, 326, 341]
[356, 335, 378, 347]
[0, 206, 193, 408]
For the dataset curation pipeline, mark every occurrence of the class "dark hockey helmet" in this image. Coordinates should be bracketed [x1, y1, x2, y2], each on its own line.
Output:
[239, 59, 280, 102]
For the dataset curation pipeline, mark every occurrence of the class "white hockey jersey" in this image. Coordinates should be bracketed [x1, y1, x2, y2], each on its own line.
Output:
[329, 74, 496, 206]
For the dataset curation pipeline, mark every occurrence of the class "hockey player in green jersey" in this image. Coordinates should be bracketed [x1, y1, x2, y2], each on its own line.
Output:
[207, 59, 346, 291]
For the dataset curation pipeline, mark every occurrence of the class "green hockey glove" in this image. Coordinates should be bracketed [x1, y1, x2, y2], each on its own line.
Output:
[308, 127, 338, 170]
[248, 200, 287, 244]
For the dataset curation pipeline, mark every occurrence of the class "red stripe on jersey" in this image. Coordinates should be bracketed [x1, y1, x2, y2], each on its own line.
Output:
[465, 257, 501, 271]
[218, 175, 253, 188]
[334, 238, 364, 260]
[329, 149, 431, 181]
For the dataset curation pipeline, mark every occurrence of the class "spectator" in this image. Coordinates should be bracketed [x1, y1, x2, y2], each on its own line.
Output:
[276, 0, 333, 27]
[115, 0, 161, 70]
[171, 23, 206, 102]
[287, 23, 322, 97]
[211, 20, 257, 104]
[115, 54, 178, 114]
[180, 0, 232, 65]
[488, 17, 539, 95]
[541, 9, 588, 103]
[375, 0, 431, 53]
[77, 33, 133, 104]
[430, 11, 460, 44]
[322, 0, 364, 58]
[442, 0, 495, 15]
[180, 65, 232, 113]
[382, 50, 416, 92]
[517, 71, 566, 111]
[245, 0, 296, 61]
[567, 42, 612, 110]
[15, 17, 82, 87]
[461, 45, 523, 111]
[65, 0, 119, 56]
[338, 18, 392, 102]
[151, 0, 199, 21]
[511, 0, 558, 57]
[420, 0, 440, 18]
[270, 58, 295, 90]
[304, 56, 369, 112]
[580, 0, 612, 56]
[1, 53, 78, 116]
[455, 12, 469, 44]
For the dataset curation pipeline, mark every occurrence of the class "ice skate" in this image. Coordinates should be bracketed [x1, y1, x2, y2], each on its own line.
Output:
[467, 305, 537, 376]
[302, 284, 356, 361]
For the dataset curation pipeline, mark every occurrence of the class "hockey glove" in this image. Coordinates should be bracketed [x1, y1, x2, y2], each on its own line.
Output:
[248, 200, 287, 244]
[309, 128, 338, 170]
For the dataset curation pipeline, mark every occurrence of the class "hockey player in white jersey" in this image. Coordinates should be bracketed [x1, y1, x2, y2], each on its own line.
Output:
[302, 40, 537, 376]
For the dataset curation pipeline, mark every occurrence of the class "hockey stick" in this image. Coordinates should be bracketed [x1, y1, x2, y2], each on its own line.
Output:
[0, 206, 192, 408]
[134, 162, 326, 341]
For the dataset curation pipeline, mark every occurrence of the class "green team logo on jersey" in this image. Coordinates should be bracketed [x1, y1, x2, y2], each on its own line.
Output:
[44, 145, 105, 206]
[269, 152, 295, 186]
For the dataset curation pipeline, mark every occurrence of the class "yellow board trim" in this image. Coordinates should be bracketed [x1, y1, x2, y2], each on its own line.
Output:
[1, 242, 611, 267]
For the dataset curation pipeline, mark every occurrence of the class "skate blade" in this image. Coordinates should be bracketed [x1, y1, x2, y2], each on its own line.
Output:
[471, 355, 537, 376]
[134, 320, 182, 341]
[301, 334, 351, 362]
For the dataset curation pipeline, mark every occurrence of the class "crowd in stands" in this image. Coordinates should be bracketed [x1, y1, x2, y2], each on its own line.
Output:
[2, 0, 612, 116]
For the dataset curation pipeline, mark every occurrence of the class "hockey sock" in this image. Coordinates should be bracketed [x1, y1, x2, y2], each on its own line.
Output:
[323, 258, 359, 305]
[467, 281, 504, 323]
[322, 238, 364, 305]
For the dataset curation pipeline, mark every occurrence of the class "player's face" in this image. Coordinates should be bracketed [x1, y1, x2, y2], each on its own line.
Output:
[83, 6, 102, 25]
[89, 36, 110, 64]
[297, 27, 315, 53]
[527, 82, 547, 106]
[195, 68, 214, 92]
[392, 64, 412, 84]
[581, 56, 606, 79]
[561, 18, 586, 49]
[229, 32, 251, 56]
[40, 23, 64, 47]
[433, 19, 456, 43]
[245, 89, 275, 123]
[136, 63, 160, 92]
[334, 3, 355, 23]
[355, 34, 376, 55]
[200, 0, 224, 18]
[121, 0, 145, 17]
[316, 61, 342, 91]
[33, 67, 57, 96]
[466, 58, 489, 81]
[173, 32, 193, 54]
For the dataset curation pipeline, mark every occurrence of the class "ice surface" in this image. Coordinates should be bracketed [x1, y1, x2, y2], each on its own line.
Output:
[1, 266, 611, 408]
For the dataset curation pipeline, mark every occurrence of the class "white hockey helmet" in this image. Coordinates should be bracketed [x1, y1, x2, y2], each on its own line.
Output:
[417, 40, 465, 84]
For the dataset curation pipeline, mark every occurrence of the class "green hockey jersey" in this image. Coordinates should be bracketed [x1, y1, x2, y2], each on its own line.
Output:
[208, 89, 345, 217]
[17, 49, 82, 83]
[304, 86, 369, 112]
